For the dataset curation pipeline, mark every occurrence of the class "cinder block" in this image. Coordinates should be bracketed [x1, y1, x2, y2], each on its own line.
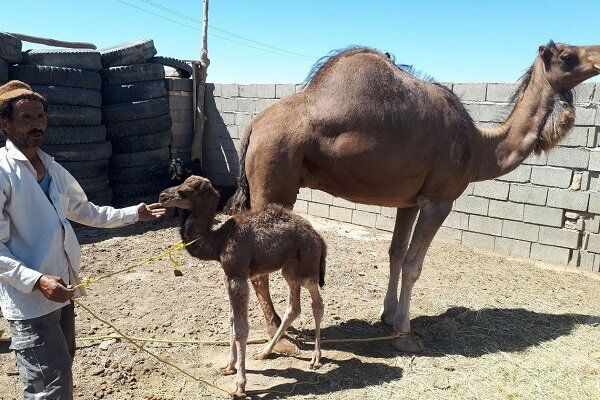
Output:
[376, 214, 395, 232]
[538, 226, 580, 249]
[464, 103, 512, 123]
[435, 227, 462, 244]
[220, 97, 237, 112]
[252, 84, 275, 99]
[495, 165, 531, 183]
[546, 188, 589, 212]
[235, 112, 252, 127]
[473, 181, 510, 200]
[293, 200, 308, 214]
[530, 243, 571, 265]
[312, 190, 334, 205]
[523, 153, 547, 166]
[454, 195, 489, 215]
[453, 83, 486, 101]
[332, 197, 356, 209]
[502, 220, 539, 242]
[523, 204, 563, 227]
[255, 98, 277, 113]
[546, 147, 589, 169]
[530, 166, 572, 188]
[330, 206, 352, 223]
[169, 95, 193, 110]
[588, 193, 600, 214]
[308, 202, 329, 218]
[495, 237, 531, 258]
[239, 84, 257, 98]
[560, 126, 590, 147]
[443, 211, 469, 230]
[462, 231, 495, 250]
[588, 149, 600, 172]
[275, 84, 296, 98]
[221, 84, 239, 98]
[237, 98, 255, 113]
[583, 215, 600, 233]
[356, 204, 381, 213]
[485, 83, 519, 102]
[488, 200, 524, 221]
[165, 78, 193, 91]
[587, 127, 597, 147]
[297, 187, 311, 201]
[468, 215, 502, 236]
[509, 184, 547, 206]
[573, 83, 596, 104]
[352, 210, 376, 228]
[380, 207, 396, 217]
[574, 106, 596, 125]
[585, 233, 600, 253]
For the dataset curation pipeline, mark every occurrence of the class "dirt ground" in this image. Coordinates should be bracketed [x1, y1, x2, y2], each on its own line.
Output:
[0, 213, 599, 400]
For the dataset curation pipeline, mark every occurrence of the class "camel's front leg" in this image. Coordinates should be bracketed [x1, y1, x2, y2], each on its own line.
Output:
[220, 302, 237, 376]
[381, 206, 419, 326]
[226, 276, 250, 397]
[392, 199, 451, 352]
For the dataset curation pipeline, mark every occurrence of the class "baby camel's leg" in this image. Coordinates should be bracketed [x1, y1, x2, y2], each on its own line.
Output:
[306, 281, 324, 369]
[226, 276, 250, 397]
[255, 278, 301, 360]
[220, 302, 237, 375]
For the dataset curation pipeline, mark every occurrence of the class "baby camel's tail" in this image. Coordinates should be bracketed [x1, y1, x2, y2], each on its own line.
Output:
[319, 238, 327, 288]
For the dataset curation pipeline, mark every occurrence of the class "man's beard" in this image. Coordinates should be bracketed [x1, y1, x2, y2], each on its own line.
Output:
[11, 129, 44, 148]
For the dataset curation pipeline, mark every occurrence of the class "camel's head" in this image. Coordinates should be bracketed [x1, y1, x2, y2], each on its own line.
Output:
[537, 41, 600, 90]
[159, 175, 219, 210]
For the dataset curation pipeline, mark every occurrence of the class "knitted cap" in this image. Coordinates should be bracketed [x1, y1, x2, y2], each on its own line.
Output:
[0, 80, 44, 110]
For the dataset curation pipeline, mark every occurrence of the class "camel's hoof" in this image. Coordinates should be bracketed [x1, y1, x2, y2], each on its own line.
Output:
[272, 337, 299, 356]
[391, 333, 424, 353]
[253, 351, 269, 360]
[231, 391, 246, 398]
[219, 366, 237, 376]
[380, 311, 395, 328]
[309, 359, 322, 370]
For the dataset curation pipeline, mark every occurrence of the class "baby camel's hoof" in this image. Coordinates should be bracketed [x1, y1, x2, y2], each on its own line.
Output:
[231, 391, 246, 398]
[309, 351, 322, 369]
[253, 351, 270, 360]
[272, 337, 299, 356]
[219, 366, 237, 376]
[391, 333, 424, 353]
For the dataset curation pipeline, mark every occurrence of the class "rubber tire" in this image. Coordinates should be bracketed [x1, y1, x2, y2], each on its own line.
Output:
[102, 97, 169, 123]
[109, 160, 170, 184]
[149, 56, 192, 79]
[43, 126, 107, 145]
[60, 159, 110, 179]
[100, 63, 164, 87]
[47, 105, 102, 127]
[9, 65, 101, 90]
[88, 187, 113, 205]
[111, 146, 170, 168]
[42, 141, 112, 162]
[0, 58, 7, 82]
[79, 174, 109, 194]
[106, 113, 172, 138]
[102, 80, 167, 106]
[112, 178, 172, 198]
[0, 32, 22, 64]
[111, 129, 171, 153]
[31, 85, 102, 107]
[22, 49, 102, 71]
[100, 39, 157, 68]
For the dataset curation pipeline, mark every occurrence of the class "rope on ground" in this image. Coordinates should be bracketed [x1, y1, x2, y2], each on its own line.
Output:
[74, 299, 233, 397]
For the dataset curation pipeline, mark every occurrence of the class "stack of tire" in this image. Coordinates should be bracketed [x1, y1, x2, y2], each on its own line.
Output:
[100, 40, 173, 207]
[0, 33, 23, 145]
[7, 44, 113, 205]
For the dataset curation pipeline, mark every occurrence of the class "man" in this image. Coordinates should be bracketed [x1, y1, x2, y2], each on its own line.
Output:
[0, 80, 166, 399]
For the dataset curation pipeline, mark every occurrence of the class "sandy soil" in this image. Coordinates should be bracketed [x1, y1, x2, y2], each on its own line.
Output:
[1, 214, 598, 400]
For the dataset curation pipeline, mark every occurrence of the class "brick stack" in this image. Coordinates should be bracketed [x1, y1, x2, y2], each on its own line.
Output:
[165, 77, 194, 162]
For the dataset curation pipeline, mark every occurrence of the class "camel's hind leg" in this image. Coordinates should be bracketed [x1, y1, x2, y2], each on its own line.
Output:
[306, 281, 324, 369]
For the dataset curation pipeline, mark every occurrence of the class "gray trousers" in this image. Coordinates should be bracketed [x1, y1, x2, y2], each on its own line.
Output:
[8, 303, 75, 400]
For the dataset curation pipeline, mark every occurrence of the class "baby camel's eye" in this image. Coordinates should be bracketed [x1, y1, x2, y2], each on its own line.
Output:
[560, 52, 578, 68]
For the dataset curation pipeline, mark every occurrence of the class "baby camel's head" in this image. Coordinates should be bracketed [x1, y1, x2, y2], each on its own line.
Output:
[159, 175, 220, 210]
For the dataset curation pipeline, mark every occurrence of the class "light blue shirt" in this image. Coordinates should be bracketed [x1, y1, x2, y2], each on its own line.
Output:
[0, 140, 140, 320]
[38, 168, 51, 199]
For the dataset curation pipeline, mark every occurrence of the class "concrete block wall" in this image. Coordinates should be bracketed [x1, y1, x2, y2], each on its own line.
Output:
[201, 81, 600, 272]
[166, 78, 194, 162]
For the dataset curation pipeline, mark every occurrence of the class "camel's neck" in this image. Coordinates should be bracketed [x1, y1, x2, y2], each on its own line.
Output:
[179, 203, 223, 261]
[469, 62, 570, 182]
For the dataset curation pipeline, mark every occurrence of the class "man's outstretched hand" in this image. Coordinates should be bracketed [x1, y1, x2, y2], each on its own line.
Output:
[137, 203, 167, 221]
[34, 275, 74, 303]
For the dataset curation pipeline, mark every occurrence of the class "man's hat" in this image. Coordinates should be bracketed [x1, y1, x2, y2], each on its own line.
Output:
[0, 80, 44, 110]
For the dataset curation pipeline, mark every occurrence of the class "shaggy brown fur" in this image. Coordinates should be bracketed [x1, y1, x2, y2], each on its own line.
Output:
[159, 176, 327, 397]
[226, 42, 599, 354]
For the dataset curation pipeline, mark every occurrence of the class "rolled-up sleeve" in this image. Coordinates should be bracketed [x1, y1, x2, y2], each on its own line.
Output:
[0, 184, 43, 293]
[59, 166, 139, 228]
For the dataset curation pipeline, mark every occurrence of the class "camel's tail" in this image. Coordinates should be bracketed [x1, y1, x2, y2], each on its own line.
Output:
[319, 238, 327, 288]
[225, 124, 252, 214]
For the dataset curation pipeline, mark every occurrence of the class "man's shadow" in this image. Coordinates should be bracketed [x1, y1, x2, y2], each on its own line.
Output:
[292, 306, 599, 358]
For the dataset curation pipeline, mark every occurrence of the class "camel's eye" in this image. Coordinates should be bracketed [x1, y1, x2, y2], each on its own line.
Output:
[560, 53, 578, 67]
[177, 189, 189, 198]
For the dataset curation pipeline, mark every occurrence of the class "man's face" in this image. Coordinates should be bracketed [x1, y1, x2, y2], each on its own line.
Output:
[0, 98, 47, 149]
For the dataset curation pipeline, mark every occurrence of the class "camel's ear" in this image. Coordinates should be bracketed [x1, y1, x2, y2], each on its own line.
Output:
[539, 45, 552, 62]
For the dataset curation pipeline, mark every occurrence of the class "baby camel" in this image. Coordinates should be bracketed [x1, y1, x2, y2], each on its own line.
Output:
[159, 175, 327, 397]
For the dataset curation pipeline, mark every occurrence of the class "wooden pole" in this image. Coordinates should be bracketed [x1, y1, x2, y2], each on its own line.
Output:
[190, 0, 210, 166]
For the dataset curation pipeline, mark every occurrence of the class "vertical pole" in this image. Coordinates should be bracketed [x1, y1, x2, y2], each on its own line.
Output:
[191, 0, 210, 165]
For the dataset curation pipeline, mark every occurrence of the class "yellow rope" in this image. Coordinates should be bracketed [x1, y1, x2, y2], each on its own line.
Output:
[74, 299, 233, 397]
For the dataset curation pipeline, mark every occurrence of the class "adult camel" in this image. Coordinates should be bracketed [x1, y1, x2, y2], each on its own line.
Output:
[229, 42, 600, 352]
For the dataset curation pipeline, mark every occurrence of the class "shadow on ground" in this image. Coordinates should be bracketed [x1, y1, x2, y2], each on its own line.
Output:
[295, 306, 598, 359]
[247, 357, 402, 399]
